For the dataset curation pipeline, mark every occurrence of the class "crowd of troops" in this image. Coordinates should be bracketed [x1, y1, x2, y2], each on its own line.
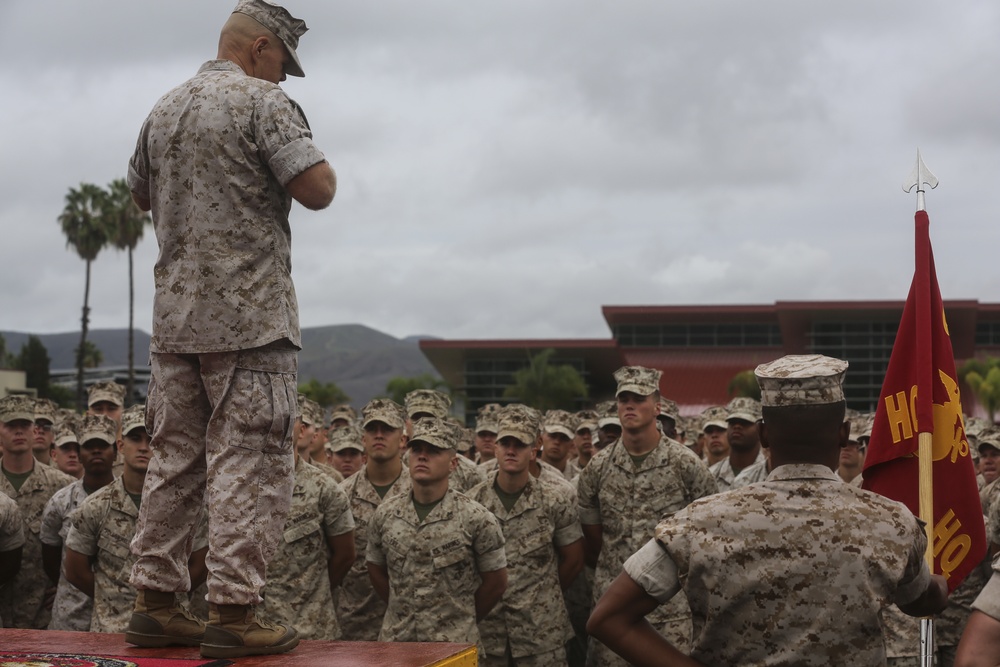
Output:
[3, 359, 1000, 665]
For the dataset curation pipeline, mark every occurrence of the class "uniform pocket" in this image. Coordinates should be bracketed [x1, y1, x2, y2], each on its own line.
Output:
[228, 369, 296, 454]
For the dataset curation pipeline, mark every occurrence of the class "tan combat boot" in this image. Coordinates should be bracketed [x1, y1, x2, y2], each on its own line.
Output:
[199, 603, 300, 659]
[125, 589, 206, 647]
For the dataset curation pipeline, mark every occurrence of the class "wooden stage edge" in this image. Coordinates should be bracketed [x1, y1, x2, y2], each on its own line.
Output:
[0, 629, 478, 666]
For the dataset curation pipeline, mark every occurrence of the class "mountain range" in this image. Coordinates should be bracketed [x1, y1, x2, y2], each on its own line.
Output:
[0, 324, 440, 409]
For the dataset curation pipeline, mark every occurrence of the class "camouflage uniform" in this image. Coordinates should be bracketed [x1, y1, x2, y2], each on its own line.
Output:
[66, 477, 209, 632]
[0, 461, 74, 628]
[260, 457, 354, 640]
[480, 457, 575, 491]
[624, 463, 931, 666]
[403, 448, 485, 493]
[128, 49, 326, 606]
[366, 488, 507, 653]
[310, 459, 344, 484]
[729, 457, 770, 489]
[40, 479, 94, 630]
[708, 449, 766, 493]
[577, 436, 717, 665]
[468, 471, 580, 665]
[336, 465, 412, 640]
[0, 493, 25, 629]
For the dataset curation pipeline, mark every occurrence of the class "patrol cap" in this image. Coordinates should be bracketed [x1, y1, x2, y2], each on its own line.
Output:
[34, 398, 59, 425]
[725, 397, 761, 423]
[596, 400, 620, 429]
[613, 366, 662, 398]
[297, 394, 323, 427]
[755, 354, 848, 407]
[232, 0, 309, 77]
[542, 409, 577, 439]
[977, 427, 1000, 454]
[700, 406, 728, 432]
[361, 398, 405, 430]
[88, 381, 125, 408]
[328, 423, 364, 453]
[848, 415, 872, 444]
[0, 395, 36, 423]
[409, 417, 456, 451]
[405, 389, 451, 420]
[657, 398, 680, 423]
[575, 409, 598, 434]
[329, 403, 358, 427]
[476, 403, 502, 435]
[53, 421, 80, 448]
[497, 404, 542, 445]
[448, 418, 473, 453]
[966, 416, 989, 441]
[79, 414, 119, 446]
[121, 404, 147, 437]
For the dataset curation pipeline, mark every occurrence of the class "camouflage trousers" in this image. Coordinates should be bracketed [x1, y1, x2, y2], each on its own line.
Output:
[481, 645, 568, 667]
[130, 341, 297, 605]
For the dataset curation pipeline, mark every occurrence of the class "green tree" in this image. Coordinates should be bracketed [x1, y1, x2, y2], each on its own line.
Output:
[384, 373, 451, 405]
[298, 378, 350, 409]
[77, 341, 104, 369]
[107, 178, 151, 407]
[0, 333, 12, 368]
[960, 357, 1000, 423]
[727, 369, 762, 400]
[502, 348, 588, 412]
[59, 183, 111, 409]
[14, 335, 52, 397]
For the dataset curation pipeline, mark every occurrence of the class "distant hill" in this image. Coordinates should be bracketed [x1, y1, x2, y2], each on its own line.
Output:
[1, 324, 440, 409]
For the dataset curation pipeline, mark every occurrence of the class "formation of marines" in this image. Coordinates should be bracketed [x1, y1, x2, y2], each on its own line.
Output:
[5, 1, 999, 663]
[5, 354, 1000, 666]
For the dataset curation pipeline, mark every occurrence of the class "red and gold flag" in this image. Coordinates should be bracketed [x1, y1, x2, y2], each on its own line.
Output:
[862, 210, 986, 592]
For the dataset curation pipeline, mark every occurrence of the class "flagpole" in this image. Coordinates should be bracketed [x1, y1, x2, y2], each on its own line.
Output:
[903, 149, 939, 667]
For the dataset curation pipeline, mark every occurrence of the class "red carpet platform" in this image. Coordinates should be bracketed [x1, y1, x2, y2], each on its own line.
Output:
[0, 629, 477, 666]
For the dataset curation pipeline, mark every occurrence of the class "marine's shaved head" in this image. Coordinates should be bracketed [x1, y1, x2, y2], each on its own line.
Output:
[219, 12, 277, 54]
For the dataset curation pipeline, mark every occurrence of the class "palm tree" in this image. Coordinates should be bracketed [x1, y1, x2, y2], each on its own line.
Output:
[960, 357, 1000, 423]
[502, 348, 588, 412]
[106, 178, 151, 405]
[59, 183, 110, 410]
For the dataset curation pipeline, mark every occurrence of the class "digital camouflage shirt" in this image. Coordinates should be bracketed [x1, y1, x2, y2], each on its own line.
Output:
[336, 464, 412, 641]
[128, 59, 327, 354]
[625, 464, 931, 666]
[366, 488, 506, 652]
[467, 472, 581, 659]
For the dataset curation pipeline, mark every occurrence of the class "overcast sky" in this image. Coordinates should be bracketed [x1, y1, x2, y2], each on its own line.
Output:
[2, 1, 997, 342]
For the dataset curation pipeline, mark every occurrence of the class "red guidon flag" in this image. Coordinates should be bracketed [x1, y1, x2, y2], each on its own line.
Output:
[862, 209, 986, 592]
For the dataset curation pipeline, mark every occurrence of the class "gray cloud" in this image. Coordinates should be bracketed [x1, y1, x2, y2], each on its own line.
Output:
[1, 1, 998, 344]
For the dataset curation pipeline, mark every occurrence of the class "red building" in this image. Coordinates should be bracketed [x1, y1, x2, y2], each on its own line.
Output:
[420, 300, 1000, 425]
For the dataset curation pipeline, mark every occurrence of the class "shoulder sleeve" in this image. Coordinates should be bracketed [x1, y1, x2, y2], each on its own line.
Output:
[681, 448, 719, 500]
[64, 495, 102, 557]
[255, 90, 326, 187]
[892, 515, 932, 607]
[623, 539, 682, 604]
[320, 476, 356, 537]
[550, 485, 584, 547]
[577, 458, 602, 526]
[365, 502, 388, 566]
[39, 491, 66, 546]
[470, 503, 506, 573]
[127, 115, 153, 200]
[0, 500, 25, 552]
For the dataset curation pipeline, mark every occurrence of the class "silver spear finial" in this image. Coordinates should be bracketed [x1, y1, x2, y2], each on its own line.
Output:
[902, 149, 938, 212]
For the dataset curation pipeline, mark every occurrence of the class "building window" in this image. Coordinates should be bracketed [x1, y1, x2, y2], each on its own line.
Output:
[976, 321, 1000, 346]
[807, 321, 898, 412]
[461, 356, 589, 425]
[612, 322, 782, 347]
